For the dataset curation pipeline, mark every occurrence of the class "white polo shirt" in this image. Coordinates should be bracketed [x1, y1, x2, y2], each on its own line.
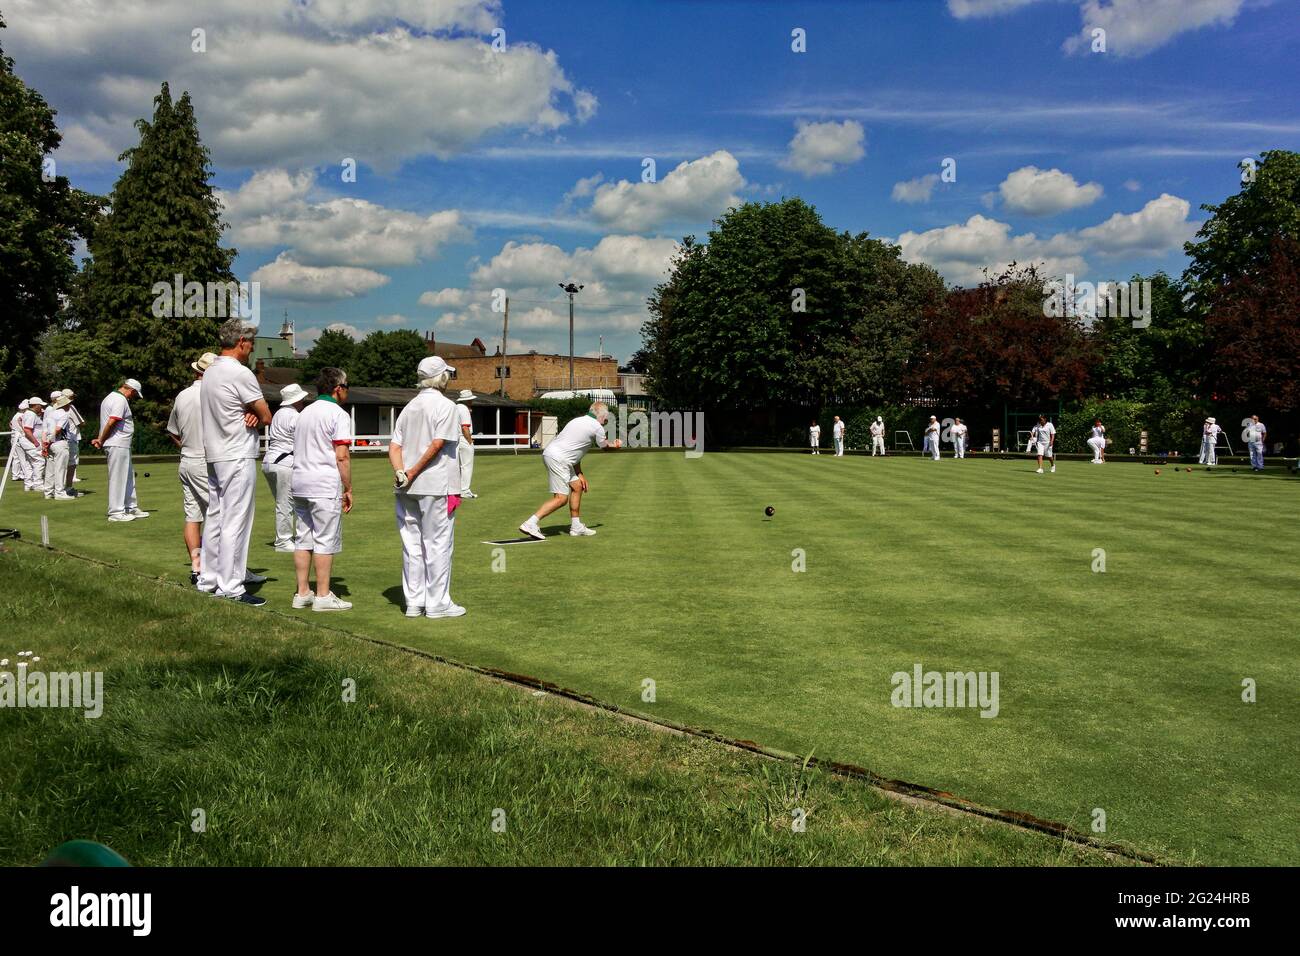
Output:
[166, 381, 205, 460]
[20, 410, 42, 443]
[545, 415, 608, 468]
[1245, 422, 1266, 444]
[43, 407, 69, 442]
[456, 403, 472, 440]
[99, 391, 133, 448]
[833, 420, 845, 438]
[265, 406, 300, 463]
[870, 422, 883, 437]
[392, 389, 461, 496]
[953, 423, 967, 439]
[1038, 422, 1056, 445]
[200, 355, 263, 462]
[291, 397, 353, 499]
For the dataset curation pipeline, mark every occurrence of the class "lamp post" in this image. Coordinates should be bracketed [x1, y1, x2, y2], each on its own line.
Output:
[559, 282, 583, 392]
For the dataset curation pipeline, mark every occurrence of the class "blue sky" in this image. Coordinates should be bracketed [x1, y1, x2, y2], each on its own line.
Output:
[8, 0, 1298, 360]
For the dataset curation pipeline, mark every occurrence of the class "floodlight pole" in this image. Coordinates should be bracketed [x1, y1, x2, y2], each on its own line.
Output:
[559, 282, 583, 392]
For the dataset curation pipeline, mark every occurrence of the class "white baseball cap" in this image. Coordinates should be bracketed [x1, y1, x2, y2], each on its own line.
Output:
[455, 389, 476, 403]
[124, 378, 143, 397]
[18, 399, 29, 410]
[279, 383, 309, 406]
[417, 356, 455, 379]
[28, 395, 46, 407]
[50, 390, 61, 401]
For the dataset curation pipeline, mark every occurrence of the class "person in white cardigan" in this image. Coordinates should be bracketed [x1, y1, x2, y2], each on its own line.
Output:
[454, 389, 477, 498]
[262, 383, 309, 552]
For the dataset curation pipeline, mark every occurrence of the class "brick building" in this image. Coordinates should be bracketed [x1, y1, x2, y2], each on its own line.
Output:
[423, 332, 619, 400]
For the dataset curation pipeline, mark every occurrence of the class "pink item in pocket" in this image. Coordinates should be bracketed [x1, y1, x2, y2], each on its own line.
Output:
[447, 494, 461, 517]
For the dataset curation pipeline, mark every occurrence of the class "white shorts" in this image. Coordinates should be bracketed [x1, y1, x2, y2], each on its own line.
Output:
[1035, 441, 1054, 458]
[179, 457, 209, 523]
[292, 496, 343, 554]
[544, 454, 579, 494]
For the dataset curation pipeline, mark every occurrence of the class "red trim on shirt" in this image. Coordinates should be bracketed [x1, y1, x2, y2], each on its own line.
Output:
[331, 439, 351, 446]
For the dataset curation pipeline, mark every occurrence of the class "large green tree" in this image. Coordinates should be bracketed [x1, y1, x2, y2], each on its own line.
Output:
[0, 15, 101, 399]
[351, 329, 430, 388]
[1089, 272, 1206, 401]
[301, 327, 359, 386]
[58, 82, 236, 424]
[641, 198, 942, 413]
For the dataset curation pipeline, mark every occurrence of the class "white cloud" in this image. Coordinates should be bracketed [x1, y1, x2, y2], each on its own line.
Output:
[1064, 0, 1248, 57]
[895, 194, 1196, 285]
[779, 120, 866, 177]
[947, 0, 1045, 17]
[11, 1, 595, 170]
[419, 288, 469, 308]
[997, 165, 1104, 216]
[892, 174, 941, 204]
[218, 169, 468, 267]
[375, 314, 408, 326]
[296, 321, 363, 348]
[587, 151, 744, 232]
[251, 253, 389, 301]
[1123, 179, 1142, 192]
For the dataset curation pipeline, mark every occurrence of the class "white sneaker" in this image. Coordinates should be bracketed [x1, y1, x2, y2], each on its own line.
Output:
[461, 490, 478, 499]
[1036, 468, 1044, 474]
[570, 523, 596, 536]
[291, 592, 314, 609]
[313, 592, 352, 612]
[53, 493, 76, 500]
[129, 509, 150, 518]
[1050, 466, 1056, 473]
[108, 513, 136, 522]
[519, 519, 544, 540]
[426, 603, 466, 619]
[404, 606, 425, 618]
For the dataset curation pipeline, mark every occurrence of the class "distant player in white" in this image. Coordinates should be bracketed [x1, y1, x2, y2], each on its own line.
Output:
[41, 394, 75, 500]
[809, 421, 821, 454]
[832, 416, 845, 457]
[167, 352, 215, 583]
[390, 356, 464, 618]
[20, 396, 46, 492]
[290, 367, 353, 612]
[1199, 417, 1221, 467]
[870, 416, 886, 456]
[92, 381, 150, 519]
[1245, 415, 1267, 472]
[262, 382, 308, 553]
[925, 416, 941, 460]
[59, 389, 83, 490]
[455, 390, 477, 497]
[1032, 415, 1056, 474]
[1087, 419, 1107, 463]
[951, 418, 968, 459]
[9, 400, 31, 485]
[520, 402, 622, 539]
[199, 320, 272, 604]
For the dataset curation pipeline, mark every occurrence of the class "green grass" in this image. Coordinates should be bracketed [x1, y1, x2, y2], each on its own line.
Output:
[0, 545, 1116, 866]
[2, 450, 1296, 864]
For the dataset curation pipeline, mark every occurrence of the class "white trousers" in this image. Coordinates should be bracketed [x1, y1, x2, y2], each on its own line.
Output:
[44, 441, 69, 496]
[930, 437, 940, 460]
[105, 445, 136, 516]
[458, 438, 474, 492]
[261, 460, 296, 551]
[1199, 437, 1217, 466]
[200, 458, 256, 597]
[395, 493, 455, 611]
[1087, 436, 1105, 461]
[11, 438, 32, 480]
[954, 437, 966, 458]
[872, 436, 885, 456]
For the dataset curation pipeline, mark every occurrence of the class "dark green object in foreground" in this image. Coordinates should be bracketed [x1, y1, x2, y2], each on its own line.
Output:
[41, 839, 131, 867]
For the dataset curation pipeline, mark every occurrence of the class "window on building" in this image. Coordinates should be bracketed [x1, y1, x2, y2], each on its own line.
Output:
[496, 365, 511, 379]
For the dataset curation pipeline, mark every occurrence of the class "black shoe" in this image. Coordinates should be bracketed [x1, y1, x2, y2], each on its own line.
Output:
[229, 593, 266, 607]
[190, 570, 199, 586]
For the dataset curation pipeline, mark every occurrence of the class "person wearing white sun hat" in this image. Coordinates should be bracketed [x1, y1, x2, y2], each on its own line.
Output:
[93, 377, 148, 520]
[263, 382, 310, 553]
[870, 416, 886, 456]
[21, 396, 47, 492]
[42, 394, 76, 500]
[454, 389, 478, 498]
[8, 400, 32, 485]
[1199, 417, 1221, 468]
[59, 388, 84, 489]
[168, 352, 216, 582]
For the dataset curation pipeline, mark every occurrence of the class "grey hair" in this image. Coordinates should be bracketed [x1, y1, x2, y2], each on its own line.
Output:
[420, 371, 451, 390]
[218, 318, 257, 349]
[589, 401, 608, 418]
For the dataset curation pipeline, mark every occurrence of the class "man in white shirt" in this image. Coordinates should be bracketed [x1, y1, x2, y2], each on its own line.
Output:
[870, 416, 886, 456]
[91, 381, 150, 519]
[59, 389, 84, 491]
[41, 395, 76, 500]
[832, 416, 845, 457]
[951, 418, 969, 459]
[1199, 418, 1221, 468]
[389, 356, 464, 618]
[520, 401, 622, 539]
[167, 353, 216, 582]
[454, 389, 477, 498]
[809, 421, 821, 454]
[1087, 419, 1107, 463]
[1245, 415, 1267, 472]
[925, 416, 941, 461]
[289, 368, 353, 612]
[20, 396, 47, 492]
[1033, 415, 1056, 474]
[198, 320, 272, 604]
[262, 382, 309, 553]
[9, 400, 31, 485]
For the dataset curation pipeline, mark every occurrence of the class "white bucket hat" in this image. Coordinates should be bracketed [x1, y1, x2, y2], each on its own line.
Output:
[53, 394, 73, 410]
[455, 389, 476, 403]
[1206, 417, 1216, 424]
[279, 383, 309, 406]
[192, 352, 218, 373]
